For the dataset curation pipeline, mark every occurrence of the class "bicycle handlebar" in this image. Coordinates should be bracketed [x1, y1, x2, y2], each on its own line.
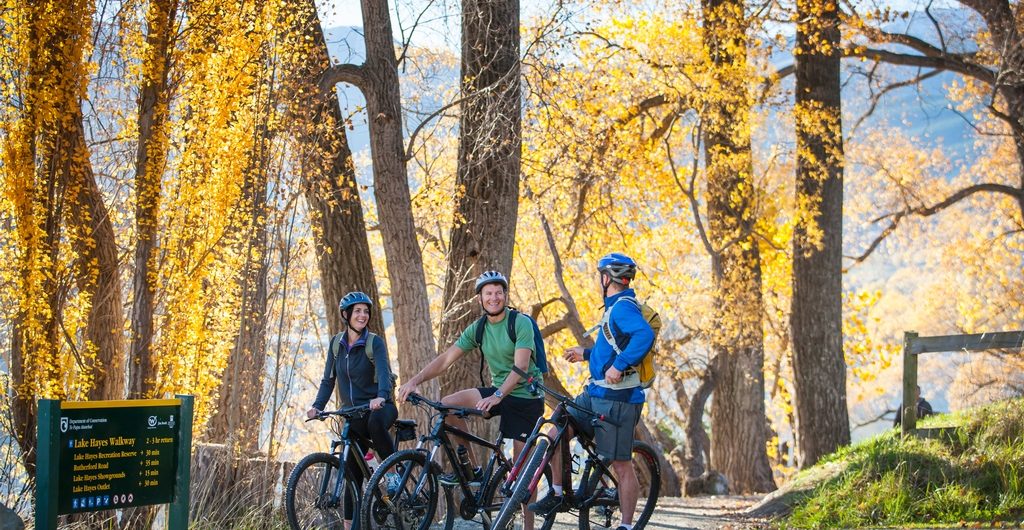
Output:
[306, 403, 371, 422]
[406, 392, 487, 418]
[510, 366, 620, 427]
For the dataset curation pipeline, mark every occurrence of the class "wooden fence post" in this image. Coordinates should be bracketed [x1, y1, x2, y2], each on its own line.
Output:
[901, 331, 919, 437]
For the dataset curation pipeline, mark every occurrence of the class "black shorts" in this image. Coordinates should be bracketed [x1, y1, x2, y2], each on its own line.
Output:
[478, 387, 544, 442]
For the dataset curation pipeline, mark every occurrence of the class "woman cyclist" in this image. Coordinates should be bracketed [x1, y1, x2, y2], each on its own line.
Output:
[307, 291, 398, 529]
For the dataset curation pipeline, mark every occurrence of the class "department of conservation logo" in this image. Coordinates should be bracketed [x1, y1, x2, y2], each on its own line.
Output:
[60, 417, 68, 433]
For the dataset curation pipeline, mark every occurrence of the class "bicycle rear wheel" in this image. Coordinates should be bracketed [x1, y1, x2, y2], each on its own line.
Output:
[578, 441, 660, 530]
[361, 449, 452, 530]
[286, 452, 354, 529]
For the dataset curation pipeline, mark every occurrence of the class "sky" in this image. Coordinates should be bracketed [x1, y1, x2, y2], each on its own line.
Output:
[318, 0, 465, 50]
[318, 0, 591, 50]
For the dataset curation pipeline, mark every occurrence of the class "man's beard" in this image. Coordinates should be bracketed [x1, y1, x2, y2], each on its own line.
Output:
[483, 303, 505, 317]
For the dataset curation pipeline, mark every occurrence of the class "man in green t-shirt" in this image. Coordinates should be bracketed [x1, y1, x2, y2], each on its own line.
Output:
[398, 270, 544, 530]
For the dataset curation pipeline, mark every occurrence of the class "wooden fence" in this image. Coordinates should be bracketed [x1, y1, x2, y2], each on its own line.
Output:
[900, 330, 1024, 437]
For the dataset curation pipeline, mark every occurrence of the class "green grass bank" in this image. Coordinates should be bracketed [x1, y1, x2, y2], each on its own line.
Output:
[769, 398, 1024, 528]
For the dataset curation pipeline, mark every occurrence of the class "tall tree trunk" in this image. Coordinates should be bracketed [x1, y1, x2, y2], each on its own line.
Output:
[207, 1, 274, 449]
[438, 0, 522, 396]
[701, 0, 777, 493]
[206, 127, 271, 449]
[960, 0, 1024, 217]
[67, 118, 126, 402]
[9, 160, 62, 475]
[7, 0, 95, 473]
[1010, 97, 1024, 217]
[294, 0, 383, 337]
[684, 371, 714, 480]
[130, 0, 179, 399]
[357, 0, 437, 397]
[791, 0, 850, 469]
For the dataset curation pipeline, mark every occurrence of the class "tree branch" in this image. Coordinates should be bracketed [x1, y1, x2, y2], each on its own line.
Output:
[405, 83, 500, 161]
[775, 63, 795, 80]
[863, 27, 953, 58]
[541, 212, 595, 348]
[850, 69, 943, 135]
[759, 63, 795, 99]
[539, 317, 569, 338]
[528, 297, 563, 320]
[845, 47, 996, 85]
[845, 182, 1024, 269]
[844, 215, 903, 271]
[319, 63, 366, 94]
[853, 407, 896, 430]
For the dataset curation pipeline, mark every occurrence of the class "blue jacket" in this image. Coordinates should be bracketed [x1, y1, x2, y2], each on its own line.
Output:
[312, 329, 393, 410]
[584, 288, 654, 404]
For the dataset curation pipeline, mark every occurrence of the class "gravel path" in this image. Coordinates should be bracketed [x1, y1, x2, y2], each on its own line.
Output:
[450, 495, 765, 530]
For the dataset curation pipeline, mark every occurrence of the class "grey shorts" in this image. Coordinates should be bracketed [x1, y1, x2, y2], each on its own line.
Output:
[568, 392, 642, 461]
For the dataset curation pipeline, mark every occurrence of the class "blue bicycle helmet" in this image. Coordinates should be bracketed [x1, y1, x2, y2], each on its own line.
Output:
[474, 270, 509, 294]
[597, 253, 637, 284]
[339, 291, 373, 312]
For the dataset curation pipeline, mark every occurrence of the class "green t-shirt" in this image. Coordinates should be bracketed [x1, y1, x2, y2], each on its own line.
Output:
[455, 309, 542, 399]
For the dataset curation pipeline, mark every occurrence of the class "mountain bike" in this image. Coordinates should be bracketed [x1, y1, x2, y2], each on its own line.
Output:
[491, 367, 660, 530]
[360, 392, 551, 530]
[286, 404, 417, 529]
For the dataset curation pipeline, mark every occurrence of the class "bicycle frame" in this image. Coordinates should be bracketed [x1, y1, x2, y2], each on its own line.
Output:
[388, 394, 513, 521]
[323, 418, 374, 505]
[503, 401, 616, 508]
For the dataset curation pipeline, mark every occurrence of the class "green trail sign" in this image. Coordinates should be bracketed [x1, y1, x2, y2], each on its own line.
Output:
[59, 399, 180, 512]
[36, 396, 193, 530]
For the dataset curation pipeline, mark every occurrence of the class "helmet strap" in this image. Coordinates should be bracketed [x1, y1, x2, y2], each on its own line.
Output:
[341, 308, 368, 333]
[600, 272, 629, 301]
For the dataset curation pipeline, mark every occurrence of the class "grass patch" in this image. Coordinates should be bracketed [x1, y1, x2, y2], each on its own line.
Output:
[780, 398, 1024, 528]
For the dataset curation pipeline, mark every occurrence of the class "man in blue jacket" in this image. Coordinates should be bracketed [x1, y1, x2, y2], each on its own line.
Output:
[529, 253, 654, 530]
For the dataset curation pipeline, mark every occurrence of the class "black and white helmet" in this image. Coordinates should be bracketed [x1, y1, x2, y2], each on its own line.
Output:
[474, 270, 509, 294]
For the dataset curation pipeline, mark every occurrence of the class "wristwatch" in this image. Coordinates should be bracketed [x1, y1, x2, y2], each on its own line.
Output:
[493, 389, 504, 399]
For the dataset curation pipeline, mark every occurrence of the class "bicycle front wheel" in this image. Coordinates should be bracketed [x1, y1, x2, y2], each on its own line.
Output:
[578, 441, 661, 530]
[361, 449, 452, 530]
[491, 437, 550, 530]
[286, 452, 354, 530]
